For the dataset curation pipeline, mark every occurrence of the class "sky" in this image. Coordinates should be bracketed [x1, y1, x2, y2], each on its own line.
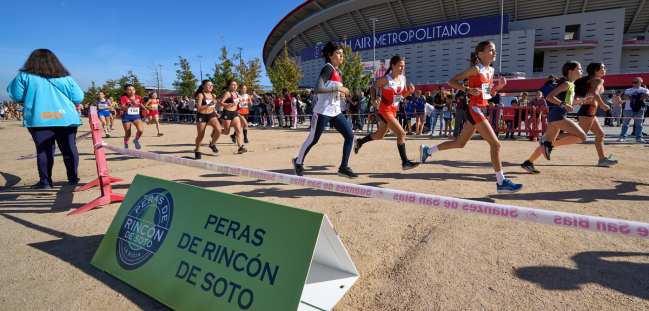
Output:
[0, 0, 302, 100]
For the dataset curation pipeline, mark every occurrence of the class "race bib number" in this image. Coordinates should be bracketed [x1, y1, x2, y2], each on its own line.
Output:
[98, 103, 108, 109]
[481, 83, 492, 100]
[127, 107, 140, 115]
[393, 95, 403, 106]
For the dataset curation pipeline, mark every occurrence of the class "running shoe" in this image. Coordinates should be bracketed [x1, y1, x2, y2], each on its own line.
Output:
[195, 151, 202, 160]
[597, 156, 618, 167]
[244, 137, 249, 144]
[337, 166, 358, 179]
[105, 133, 111, 138]
[133, 139, 142, 150]
[230, 134, 236, 143]
[68, 178, 80, 186]
[124, 143, 128, 149]
[521, 160, 540, 174]
[237, 146, 247, 154]
[497, 179, 523, 193]
[157, 133, 164, 137]
[419, 144, 430, 163]
[354, 138, 363, 154]
[292, 158, 304, 176]
[209, 144, 219, 154]
[402, 160, 419, 170]
[540, 137, 553, 161]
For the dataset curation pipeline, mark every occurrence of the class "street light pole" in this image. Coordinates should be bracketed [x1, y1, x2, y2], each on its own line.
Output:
[370, 18, 378, 80]
[197, 55, 203, 80]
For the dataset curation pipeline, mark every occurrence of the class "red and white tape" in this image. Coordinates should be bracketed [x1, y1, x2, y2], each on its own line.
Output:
[100, 142, 649, 240]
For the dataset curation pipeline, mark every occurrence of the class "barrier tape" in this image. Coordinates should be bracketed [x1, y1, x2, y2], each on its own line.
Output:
[99, 142, 649, 239]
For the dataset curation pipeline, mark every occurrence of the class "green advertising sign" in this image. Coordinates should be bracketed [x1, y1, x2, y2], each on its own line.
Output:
[92, 175, 358, 311]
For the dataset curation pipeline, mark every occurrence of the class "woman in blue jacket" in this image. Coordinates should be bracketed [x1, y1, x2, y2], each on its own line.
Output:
[7, 49, 84, 189]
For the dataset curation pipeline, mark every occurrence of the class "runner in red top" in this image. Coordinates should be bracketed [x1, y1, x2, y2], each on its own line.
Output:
[145, 92, 163, 137]
[354, 54, 419, 170]
[574, 62, 617, 167]
[419, 41, 522, 193]
[119, 84, 147, 149]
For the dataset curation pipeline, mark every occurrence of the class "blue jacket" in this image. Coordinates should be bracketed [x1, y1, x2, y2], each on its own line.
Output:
[7, 72, 84, 128]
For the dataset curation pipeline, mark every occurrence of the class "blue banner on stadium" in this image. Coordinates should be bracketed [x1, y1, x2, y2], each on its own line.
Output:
[301, 15, 509, 61]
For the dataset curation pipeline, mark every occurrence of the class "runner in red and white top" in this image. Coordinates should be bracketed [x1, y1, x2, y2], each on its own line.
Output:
[145, 92, 163, 137]
[354, 54, 419, 170]
[420, 40, 522, 193]
[119, 84, 147, 149]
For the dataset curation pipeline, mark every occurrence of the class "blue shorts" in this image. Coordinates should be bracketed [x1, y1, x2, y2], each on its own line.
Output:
[98, 109, 111, 118]
[547, 105, 567, 123]
[122, 114, 142, 123]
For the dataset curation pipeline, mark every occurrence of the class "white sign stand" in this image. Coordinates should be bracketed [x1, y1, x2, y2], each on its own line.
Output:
[298, 216, 359, 311]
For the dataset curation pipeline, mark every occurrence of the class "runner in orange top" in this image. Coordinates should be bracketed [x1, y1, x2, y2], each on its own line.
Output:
[419, 40, 522, 193]
[145, 92, 163, 136]
[230, 84, 251, 144]
[354, 54, 419, 170]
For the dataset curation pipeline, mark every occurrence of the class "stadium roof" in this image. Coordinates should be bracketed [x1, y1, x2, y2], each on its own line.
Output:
[264, 0, 649, 67]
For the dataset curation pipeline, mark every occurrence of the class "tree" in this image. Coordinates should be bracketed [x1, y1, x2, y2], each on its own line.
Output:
[234, 51, 262, 94]
[173, 56, 198, 97]
[117, 71, 146, 96]
[339, 45, 372, 94]
[267, 43, 302, 94]
[210, 47, 238, 97]
[82, 81, 99, 107]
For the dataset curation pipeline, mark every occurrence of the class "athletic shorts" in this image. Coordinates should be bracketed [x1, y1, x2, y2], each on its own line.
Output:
[196, 112, 218, 123]
[220, 110, 240, 121]
[547, 105, 567, 123]
[148, 110, 159, 117]
[238, 108, 249, 115]
[466, 105, 487, 125]
[98, 110, 111, 118]
[122, 115, 142, 123]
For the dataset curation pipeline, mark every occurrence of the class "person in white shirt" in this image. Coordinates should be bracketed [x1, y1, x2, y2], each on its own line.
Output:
[292, 42, 357, 178]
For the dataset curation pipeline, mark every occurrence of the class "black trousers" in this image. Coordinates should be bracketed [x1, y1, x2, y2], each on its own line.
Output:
[28, 126, 79, 186]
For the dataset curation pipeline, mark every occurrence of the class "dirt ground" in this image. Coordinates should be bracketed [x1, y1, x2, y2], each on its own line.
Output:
[1, 120, 649, 311]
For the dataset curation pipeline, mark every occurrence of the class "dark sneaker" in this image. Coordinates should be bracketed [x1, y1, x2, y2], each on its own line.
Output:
[68, 178, 80, 186]
[237, 146, 247, 154]
[244, 137, 249, 144]
[497, 179, 523, 193]
[292, 158, 304, 176]
[402, 160, 419, 170]
[105, 133, 111, 138]
[133, 139, 142, 150]
[157, 133, 164, 137]
[337, 166, 358, 179]
[195, 151, 202, 159]
[230, 134, 236, 143]
[521, 160, 540, 174]
[209, 144, 219, 154]
[123, 143, 128, 149]
[30, 182, 52, 190]
[354, 139, 362, 154]
[540, 137, 552, 161]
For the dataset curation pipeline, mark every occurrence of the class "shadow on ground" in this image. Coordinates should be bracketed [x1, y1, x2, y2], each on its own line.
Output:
[515, 251, 649, 300]
[491, 180, 649, 203]
[0, 213, 168, 310]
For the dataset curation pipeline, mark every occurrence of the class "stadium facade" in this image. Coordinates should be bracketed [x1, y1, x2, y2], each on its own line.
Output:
[264, 0, 649, 91]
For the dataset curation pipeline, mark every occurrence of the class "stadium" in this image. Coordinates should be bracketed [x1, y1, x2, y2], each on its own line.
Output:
[264, 0, 649, 91]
